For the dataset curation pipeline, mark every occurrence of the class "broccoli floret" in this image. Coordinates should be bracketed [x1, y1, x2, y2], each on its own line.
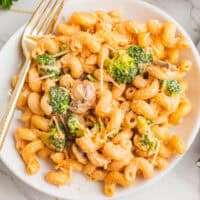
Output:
[161, 79, 181, 95]
[136, 116, 153, 135]
[41, 126, 66, 152]
[67, 114, 85, 138]
[36, 53, 56, 66]
[0, 0, 17, 9]
[37, 54, 61, 78]
[105, 51, 137, 83]
[127, 45, 153, 66]
[139, 134, 158, 154]
[55, 45, 70, 58]
[49, 86, 70, 115]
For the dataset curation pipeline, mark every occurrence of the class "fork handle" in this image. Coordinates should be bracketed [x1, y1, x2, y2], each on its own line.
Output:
[0, 59, 31, 150]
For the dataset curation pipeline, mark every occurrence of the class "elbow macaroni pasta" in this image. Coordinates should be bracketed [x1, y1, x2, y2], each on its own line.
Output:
[12, 10, 191, 197]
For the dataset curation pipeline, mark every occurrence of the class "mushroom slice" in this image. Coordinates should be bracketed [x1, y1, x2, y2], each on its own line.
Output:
[70, 80, 96, 113]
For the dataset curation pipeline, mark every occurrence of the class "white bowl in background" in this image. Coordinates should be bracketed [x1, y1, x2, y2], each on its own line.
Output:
[0, 0, 200, 199]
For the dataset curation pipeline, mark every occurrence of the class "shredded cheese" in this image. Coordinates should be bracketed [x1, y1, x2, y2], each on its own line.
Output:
[58, 115, 68, 131]
[59, 115, 65, 125]
[109, 76, 121, 89]
[52, 116, 59, 129]
[52, 116, 62, 134]
[151, 140, 160, 166]
[98, 117, 105, 133]
[107, 46, 117, 52]
[39, 74, 56, 80]
[106, 130, 117, 138]
[53, 50, 69, 58]
[100, 54, 104, 93]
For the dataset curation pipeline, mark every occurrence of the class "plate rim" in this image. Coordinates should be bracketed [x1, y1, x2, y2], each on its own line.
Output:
[0, 0, 200, 199]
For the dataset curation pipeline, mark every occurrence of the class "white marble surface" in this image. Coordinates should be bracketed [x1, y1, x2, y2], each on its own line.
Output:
[0, 0, 199, 199]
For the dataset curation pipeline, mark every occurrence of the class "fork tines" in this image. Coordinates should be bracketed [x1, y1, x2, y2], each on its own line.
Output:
[24, 0, 64, 36]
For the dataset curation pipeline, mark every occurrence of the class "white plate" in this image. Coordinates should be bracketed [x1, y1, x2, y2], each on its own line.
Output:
[0, 0, 200, 199]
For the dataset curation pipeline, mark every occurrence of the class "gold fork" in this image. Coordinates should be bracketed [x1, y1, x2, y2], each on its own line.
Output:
[0, 0, 64, 150]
